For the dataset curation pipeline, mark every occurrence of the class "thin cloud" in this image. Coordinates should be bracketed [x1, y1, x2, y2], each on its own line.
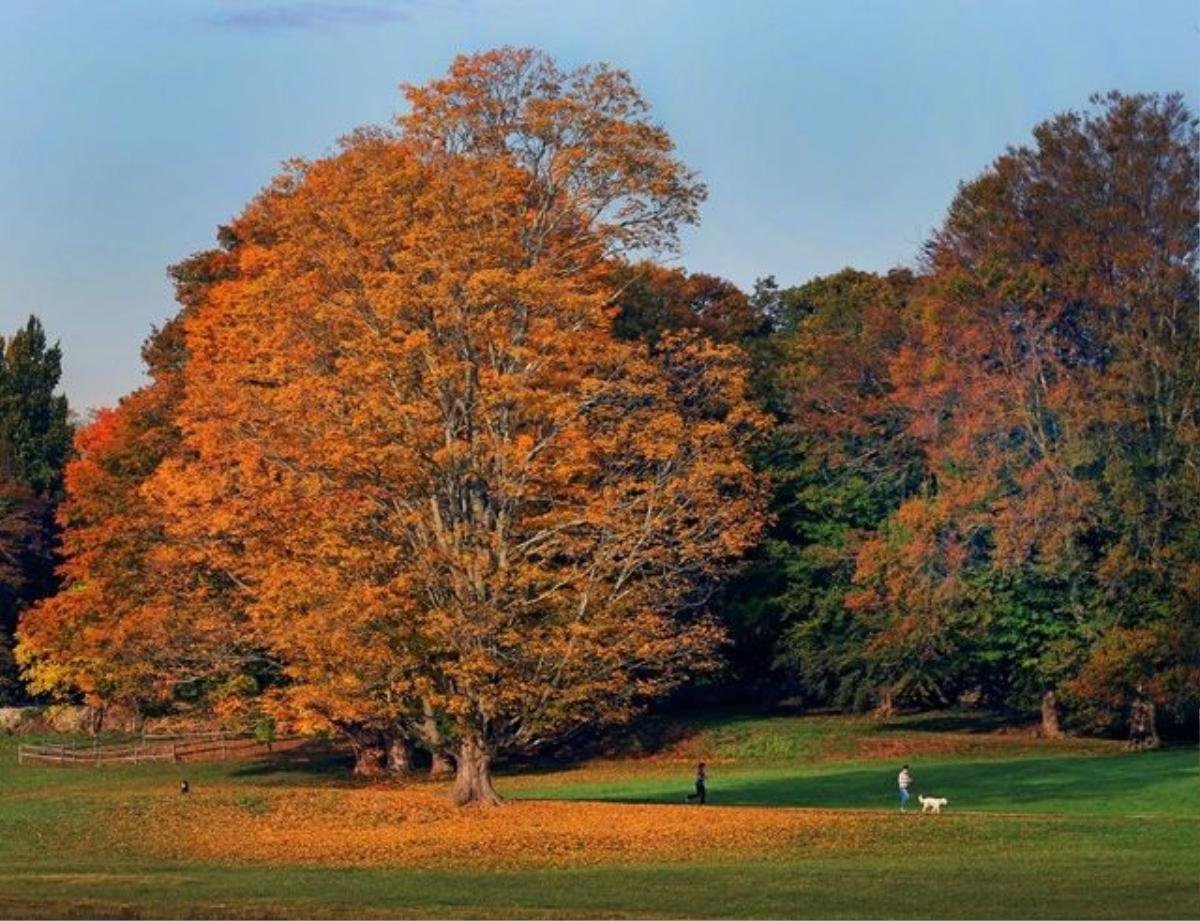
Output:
[210, 2, 418, 31]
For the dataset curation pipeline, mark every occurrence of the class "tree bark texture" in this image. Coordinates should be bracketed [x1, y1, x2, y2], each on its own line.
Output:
[453, 736, 502, 806]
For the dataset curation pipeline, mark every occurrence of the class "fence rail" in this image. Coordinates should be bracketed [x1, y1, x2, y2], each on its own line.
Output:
[17, 732, 303, 767]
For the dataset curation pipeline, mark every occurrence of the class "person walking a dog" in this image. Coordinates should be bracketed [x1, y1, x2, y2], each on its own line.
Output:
[897, 764, 912, 811]
[686, 762, 707, 805]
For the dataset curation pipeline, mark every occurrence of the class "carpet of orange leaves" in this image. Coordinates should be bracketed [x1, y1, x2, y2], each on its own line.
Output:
[128, 784, 882, 870]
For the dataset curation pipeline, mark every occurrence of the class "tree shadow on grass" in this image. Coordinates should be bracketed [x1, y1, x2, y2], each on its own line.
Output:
[499, 715, 710, 778]
[228, 739, 355, 786]
[875, 710, 1034, 735]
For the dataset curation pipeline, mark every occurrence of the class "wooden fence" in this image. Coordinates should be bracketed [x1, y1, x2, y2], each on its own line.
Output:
[17, 731, 303, 767]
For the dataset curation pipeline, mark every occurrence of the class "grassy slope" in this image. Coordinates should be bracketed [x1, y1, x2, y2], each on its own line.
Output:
[0, 714, 1197, 919]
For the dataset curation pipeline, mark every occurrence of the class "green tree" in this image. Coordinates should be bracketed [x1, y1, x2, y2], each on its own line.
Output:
[0, 316, 72, 701]
[0, 317, 72, 496]
[725, 269, 923, 705]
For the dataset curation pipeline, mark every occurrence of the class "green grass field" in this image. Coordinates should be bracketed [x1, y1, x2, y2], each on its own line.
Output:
[0, 711, 1196, 919]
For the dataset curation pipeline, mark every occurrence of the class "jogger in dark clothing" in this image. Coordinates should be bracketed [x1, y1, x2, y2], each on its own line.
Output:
[686, 762, 707, 804]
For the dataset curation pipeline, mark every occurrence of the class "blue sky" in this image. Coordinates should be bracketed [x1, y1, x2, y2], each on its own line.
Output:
[1, 0, 1197, 412]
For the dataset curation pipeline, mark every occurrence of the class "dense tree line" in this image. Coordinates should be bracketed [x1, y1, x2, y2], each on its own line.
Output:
[723, 92, 1199, 742]
[0, 316, 72, 702]
[11, 51, 1198, 799]
[554, 88, 1199, 742]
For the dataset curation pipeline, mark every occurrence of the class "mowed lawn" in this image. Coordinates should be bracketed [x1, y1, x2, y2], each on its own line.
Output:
[0, 712, 1196, 919]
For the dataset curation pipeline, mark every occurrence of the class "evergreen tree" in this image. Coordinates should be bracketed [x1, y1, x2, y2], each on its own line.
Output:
[0, 316, 72, 496]
[0, 316, 72, 702]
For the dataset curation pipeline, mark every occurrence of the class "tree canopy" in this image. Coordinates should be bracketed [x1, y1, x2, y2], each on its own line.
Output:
[135, 48, 769, 803]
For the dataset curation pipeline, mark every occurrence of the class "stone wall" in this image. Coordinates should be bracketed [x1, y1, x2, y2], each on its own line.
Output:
[0, 704, 146, 735]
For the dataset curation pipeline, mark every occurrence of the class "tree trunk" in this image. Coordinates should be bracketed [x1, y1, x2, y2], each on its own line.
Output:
[430, 750, 455, 778]
[1040, 688, 1065, 738]
[386, 734, 414, 777]
[452, 736, 502, 806]
[1128, 692, 1161, 751]
[1143, 700, 1160, 749]
[422, 703, 454, 777]
[344, 726, 388, 778]
[873, 687, 896, 719]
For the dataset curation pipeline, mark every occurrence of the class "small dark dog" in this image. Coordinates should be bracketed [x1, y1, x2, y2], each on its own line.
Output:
[179, 779, 190, 795]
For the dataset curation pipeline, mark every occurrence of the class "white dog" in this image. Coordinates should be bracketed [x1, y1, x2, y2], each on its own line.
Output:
[918, 795, 948, 814]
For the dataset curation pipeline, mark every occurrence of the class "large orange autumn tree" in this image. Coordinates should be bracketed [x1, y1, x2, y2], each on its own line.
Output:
[153, 49, 768, 804]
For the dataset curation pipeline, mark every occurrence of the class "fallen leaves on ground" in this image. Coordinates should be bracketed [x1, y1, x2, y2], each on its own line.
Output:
[124, 784, 883, 870]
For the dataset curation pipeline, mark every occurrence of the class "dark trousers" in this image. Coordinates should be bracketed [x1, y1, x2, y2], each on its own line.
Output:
[687, 781, 706, 804]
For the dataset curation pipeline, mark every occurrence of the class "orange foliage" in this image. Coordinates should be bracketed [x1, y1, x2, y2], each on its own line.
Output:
[17, 259, 249, 714]
[18, 399, 177, 706]
[150, 49, 769, 802]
